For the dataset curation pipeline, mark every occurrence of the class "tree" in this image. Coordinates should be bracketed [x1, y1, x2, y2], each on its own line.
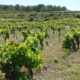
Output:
[57, 6, 62, 11]
[62, 6, 67, 11]
[36, 4, 45, 12]
[7, 5, 16, 12]
[32, 5, 37, 11]
[52, 5, 57, 11]
[25, 6, 32, 12]
[20, 5, 26, 11]
[2, 5, 9, 11]
[40, 7, 47, 12]
[15, 4, 20, 11]
[47, 5, 53, 11]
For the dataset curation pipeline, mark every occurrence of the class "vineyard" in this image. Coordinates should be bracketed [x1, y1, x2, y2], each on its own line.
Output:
[0, 13, 80, 80]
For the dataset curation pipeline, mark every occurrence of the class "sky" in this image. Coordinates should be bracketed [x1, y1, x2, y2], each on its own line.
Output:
[0, 0, 80, 11]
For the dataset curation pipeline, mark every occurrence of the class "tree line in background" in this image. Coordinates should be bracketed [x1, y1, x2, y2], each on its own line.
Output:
[0, 4, 68, 13]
